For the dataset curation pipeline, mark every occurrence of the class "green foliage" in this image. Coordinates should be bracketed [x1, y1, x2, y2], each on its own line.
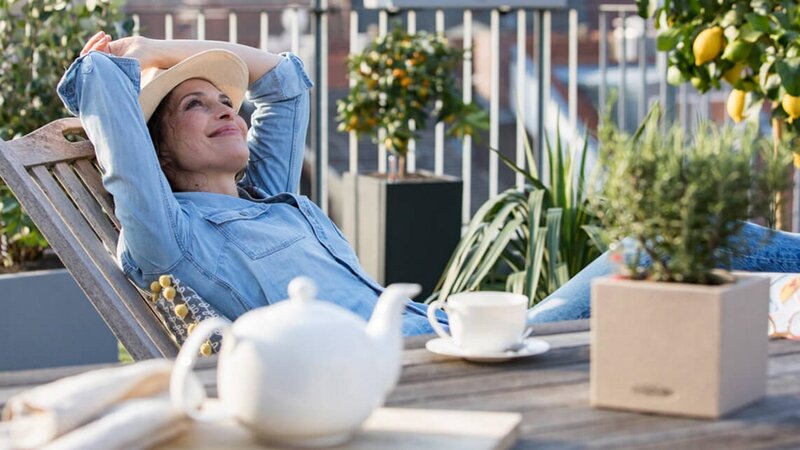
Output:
[428, 124, 602, 307]
[637, 0, 800, 129]
[336, 23, 488, 173]
[0, 0, 132, 268]
[595, 106, 791, 284]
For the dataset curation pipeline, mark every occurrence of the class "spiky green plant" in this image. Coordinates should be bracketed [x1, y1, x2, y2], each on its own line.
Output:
[428, 124, 603, 307]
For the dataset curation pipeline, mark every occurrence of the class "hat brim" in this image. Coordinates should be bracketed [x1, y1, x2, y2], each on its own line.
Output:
[139, 49, 249, 123]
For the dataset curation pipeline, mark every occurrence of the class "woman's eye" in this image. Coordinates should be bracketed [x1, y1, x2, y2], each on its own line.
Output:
[185, 99, 203, 109]
[222, 99, 233, 107]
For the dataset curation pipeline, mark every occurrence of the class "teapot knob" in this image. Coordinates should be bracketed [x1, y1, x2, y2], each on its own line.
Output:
[288, 276, 317, 302]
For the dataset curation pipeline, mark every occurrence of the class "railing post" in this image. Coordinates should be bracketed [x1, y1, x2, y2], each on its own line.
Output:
[312, 0, 329, 212]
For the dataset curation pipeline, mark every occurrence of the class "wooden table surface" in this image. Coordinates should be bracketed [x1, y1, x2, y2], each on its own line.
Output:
[3, 319, 800, 449]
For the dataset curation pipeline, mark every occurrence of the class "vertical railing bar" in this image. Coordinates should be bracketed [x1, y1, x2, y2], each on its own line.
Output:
[679, 83, 688, 131]
[260, 12, 269, 51]
[638, 16, 646, 124]
[535, 10, 544, 180]
[378, 10, 388, 174]
[618, 10, 626, 130]
[348, 10, 359, 251]
[490, 8, 500, 198]
[794, 170, 799, 232]
[319, 0, 329, 214]
[290, 7, 300, 54]
[542, 10, 551, 186]
[132, 14, 140, 36]
[165, 13, 173, 40]
[435, 9, 445, 176]
[229, 12, 238, 43]
[197, 11, 205, 40]
[349, 11, 359, 175]
[599, 12, 606, 128]
[568, 8, 578, 153]
[407, 10, 417, 174]
[516, 8, 526, 189]
[463, 9, 473, 224]
[658, 30, 668, 123]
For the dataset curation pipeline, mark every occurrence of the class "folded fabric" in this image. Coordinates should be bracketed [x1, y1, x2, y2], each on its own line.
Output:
[1, 360, 193, 450]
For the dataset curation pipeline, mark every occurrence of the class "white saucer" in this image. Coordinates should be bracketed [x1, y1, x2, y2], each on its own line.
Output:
[425, 337, 550, 363]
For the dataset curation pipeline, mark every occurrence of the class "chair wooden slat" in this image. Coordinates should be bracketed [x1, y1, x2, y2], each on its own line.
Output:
[51, 162, 119, 256]
[0, 118, 178, 359]
[73, 159, 119, 230]
[28, 164, 177, 358]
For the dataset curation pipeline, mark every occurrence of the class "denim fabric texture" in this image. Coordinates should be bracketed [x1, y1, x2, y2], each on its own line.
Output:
[527, 221, 796, 324]
[57, 51, 443, 336]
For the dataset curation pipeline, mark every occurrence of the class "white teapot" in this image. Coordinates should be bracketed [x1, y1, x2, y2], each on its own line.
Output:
[170, 277, 421, 447]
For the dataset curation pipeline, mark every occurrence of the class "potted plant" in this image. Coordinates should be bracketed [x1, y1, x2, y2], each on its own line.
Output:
[589, 107, 790, 418]
[337, 24, 487, 297]
[428, 124, 603, 307]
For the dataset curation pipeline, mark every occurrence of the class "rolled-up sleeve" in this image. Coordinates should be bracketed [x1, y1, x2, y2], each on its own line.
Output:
[242, 52, 313, 196]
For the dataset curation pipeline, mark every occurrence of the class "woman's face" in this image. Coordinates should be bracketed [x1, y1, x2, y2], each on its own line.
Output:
[157, 78, 249, 189]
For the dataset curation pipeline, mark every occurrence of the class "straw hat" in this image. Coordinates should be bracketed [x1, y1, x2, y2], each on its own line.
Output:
[139, 49, 249, 123]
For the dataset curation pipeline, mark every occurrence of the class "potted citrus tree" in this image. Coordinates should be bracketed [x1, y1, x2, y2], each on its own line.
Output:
[637, 0, 799, 229]
[337, 25, 487, 297]
[589, 107, 790, 418]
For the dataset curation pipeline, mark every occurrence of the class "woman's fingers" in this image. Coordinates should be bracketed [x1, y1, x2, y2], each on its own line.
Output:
[80, 31, 111, 56]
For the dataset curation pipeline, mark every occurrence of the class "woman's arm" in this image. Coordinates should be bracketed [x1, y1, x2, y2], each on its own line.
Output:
[105, 36, 284, 84]
[242, 54, 313, 195]
[57, 46, 185, 276]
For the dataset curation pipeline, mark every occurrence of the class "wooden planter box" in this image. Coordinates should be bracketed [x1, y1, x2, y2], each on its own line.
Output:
[342, 171, 462, 299]
[590, 276, 770, 418]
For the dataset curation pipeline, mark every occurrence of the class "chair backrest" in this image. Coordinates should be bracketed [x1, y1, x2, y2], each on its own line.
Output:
[0, 118, 178, 359]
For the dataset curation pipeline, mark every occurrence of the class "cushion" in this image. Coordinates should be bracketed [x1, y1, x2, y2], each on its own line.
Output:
[146, 274, 224, 356]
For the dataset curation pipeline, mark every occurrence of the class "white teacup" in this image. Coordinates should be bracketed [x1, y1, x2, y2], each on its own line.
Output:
[427, 291, 531, 354]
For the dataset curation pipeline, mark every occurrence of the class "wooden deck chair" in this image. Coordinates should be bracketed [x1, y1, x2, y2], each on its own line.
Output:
[0, 118, 178, 359]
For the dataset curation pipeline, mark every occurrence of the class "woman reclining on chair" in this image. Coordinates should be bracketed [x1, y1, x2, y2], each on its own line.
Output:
[58, 33, 453, 335]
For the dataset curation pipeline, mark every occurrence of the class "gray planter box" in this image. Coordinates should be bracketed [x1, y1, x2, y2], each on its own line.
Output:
[0, 268, 118, 371]
[343, 172, 462, 299]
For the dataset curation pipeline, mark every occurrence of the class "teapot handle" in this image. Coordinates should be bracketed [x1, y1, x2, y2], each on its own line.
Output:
[170, 317, 232, 421]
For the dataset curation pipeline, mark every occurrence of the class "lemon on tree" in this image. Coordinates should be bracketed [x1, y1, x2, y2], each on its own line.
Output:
[782, 94, 800, 123]
[727, 89, 746, 123]
[693, 27, 724, 66]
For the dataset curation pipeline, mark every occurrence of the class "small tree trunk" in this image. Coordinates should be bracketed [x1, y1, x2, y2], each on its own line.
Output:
[398, 155, 407, 179]
[772, 118, 785, 230]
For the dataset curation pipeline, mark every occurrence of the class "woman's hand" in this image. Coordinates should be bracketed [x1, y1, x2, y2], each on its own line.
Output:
[80, 32, 163, 70]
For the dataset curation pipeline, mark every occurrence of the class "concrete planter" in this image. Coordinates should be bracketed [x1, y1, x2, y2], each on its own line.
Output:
[342, 171, 462, 299]
[0, 268, 117, 370]
[590, 275, 769, 418]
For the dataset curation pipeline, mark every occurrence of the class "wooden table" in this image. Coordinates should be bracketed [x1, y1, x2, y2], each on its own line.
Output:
[3, 320, 800, 449]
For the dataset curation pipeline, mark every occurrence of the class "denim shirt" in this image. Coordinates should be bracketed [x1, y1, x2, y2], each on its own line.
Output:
[57, 51, 443, 336]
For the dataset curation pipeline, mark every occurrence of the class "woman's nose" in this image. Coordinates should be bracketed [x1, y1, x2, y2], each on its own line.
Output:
[215, 103, 235, 120]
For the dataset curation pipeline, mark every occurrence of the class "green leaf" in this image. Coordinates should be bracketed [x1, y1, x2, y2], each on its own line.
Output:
[777, 57, 800, 96]
[636, 0, 655, 18]
[745, 13, 772, 33]
[738, 23, 763, 43]
[657, 28, 681, 52]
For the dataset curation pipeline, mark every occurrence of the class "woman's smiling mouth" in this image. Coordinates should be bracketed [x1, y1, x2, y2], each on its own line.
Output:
[209, 125, 241, 137]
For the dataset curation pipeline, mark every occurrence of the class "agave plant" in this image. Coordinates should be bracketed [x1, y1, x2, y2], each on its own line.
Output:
[428, 125, 603, 307]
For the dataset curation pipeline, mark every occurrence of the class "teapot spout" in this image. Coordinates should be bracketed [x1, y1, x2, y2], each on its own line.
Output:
[367, 283, 422, 395]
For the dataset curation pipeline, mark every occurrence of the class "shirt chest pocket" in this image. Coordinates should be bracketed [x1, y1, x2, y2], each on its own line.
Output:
[204, 206, 305, 259]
